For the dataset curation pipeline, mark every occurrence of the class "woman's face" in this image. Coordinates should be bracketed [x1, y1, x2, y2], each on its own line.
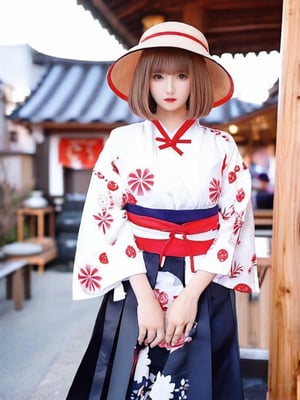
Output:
[149, 72, 191, 115]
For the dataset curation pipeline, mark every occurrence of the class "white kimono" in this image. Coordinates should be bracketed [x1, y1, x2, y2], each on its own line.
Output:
[72, 119, 259, 301]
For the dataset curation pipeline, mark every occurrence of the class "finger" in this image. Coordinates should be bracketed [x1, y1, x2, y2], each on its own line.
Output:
[149, 329, 165, 348]
[171, 327, 184, 345]
[138, 328, 147, 345]
[184, 322, 194, 337]
[165, 323, 176, 344]
[144, 328, 157, 345]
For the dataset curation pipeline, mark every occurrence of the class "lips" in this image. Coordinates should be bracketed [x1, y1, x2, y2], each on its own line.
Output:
[164, 98, 176, 102]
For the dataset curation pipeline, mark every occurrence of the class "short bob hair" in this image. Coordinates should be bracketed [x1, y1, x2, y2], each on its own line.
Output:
[128, 47, 214, 120]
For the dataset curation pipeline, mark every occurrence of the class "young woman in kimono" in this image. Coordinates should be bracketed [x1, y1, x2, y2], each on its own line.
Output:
[67, 21, 259, 400]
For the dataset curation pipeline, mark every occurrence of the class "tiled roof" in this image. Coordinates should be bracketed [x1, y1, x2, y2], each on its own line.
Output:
[202, 97, 261, 125]
[9, 59, 260, 126]
[9, 61, 140, 125]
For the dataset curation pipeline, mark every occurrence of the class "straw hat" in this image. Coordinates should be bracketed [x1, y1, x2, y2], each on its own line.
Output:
[107, 21, 234, 107]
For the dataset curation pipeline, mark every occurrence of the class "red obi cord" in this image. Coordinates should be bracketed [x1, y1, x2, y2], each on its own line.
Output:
[127, 212, 219, 272]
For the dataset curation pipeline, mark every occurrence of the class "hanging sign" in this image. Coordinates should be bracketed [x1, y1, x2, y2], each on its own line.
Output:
[59, 138, 104, 169]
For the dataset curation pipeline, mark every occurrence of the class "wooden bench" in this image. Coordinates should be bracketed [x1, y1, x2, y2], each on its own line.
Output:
[0, 259, 31, 311]
[7, 237, 57, 274]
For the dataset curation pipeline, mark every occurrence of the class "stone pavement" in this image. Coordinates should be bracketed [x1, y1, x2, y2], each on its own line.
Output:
[0, 263, 100, 400]
[0, 262, 267, 400]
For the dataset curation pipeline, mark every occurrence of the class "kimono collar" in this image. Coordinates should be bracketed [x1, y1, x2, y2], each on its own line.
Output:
[152, 119, 195, 156]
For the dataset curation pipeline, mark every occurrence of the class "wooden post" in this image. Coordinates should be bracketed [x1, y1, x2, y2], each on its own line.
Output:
[268, 0, 300, 398]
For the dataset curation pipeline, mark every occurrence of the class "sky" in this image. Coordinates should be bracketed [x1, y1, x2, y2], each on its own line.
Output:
[0, 0, 281, 104]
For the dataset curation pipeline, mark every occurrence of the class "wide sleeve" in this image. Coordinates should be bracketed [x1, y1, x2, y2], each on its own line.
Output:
[193, 135, 259, 293]
[72, 132, 146, 301]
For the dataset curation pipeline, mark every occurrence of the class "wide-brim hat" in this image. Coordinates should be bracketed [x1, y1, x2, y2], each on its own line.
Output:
[107, 21, 234, 107]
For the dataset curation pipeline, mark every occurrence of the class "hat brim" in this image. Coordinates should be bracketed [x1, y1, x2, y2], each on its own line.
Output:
[107, 22, 234, 107]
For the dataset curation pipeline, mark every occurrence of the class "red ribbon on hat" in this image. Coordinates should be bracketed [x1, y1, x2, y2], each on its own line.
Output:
[153, 119, 195, 155]
[140, 31, 209, 52]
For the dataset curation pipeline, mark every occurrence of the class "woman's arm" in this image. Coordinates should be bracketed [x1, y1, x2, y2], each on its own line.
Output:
[72, 131, 147, 301]
[129, 273, 165, 348]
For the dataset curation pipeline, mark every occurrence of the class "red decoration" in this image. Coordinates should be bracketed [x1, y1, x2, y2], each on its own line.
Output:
[228, 171, 237, 183]
[128, 168, 155, 196]
[99, 252, 109, 264]
[236, 188, 245, 202]
[125, 245, 137, 258]
[217, 249, 229, 262]
[78, 265, 102, 291]
[234, 283, 251, 293]
[59, 138, 104, 169]
[107, 180, 119, 191]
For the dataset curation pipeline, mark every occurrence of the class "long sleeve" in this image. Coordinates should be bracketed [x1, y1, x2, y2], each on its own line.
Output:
[72, 133, 146, 301]
[191, 132, 259, 293]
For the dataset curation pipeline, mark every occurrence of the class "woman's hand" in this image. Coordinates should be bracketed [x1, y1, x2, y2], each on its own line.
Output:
[137, 296, 165, 347]
[165, 270, 216, 345]
[164, 288, 198, 345]
[129, 273, 165, 348]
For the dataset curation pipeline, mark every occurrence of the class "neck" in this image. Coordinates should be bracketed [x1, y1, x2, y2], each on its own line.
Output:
[155, 109, 188, 131]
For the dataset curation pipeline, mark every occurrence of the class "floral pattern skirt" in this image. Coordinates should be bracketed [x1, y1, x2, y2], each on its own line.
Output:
[66, 252, 244, 400]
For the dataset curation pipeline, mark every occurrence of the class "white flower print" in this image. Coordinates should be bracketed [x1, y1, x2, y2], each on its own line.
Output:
[209, 177, 221, 202]
[127, 168, 154, 196]
[93, 210, 113, 234]
[150, 372, 175, 400]
[174, 378, 189, 399]
[77, 265, 102, 293]
[97, 194, 114, 210]
[133, 346, 151, 384]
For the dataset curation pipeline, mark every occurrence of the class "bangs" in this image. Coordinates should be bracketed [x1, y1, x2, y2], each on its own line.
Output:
[148, 48, 191, 73]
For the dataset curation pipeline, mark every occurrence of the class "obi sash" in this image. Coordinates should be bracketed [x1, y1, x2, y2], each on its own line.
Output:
[125, 204, 219, 272]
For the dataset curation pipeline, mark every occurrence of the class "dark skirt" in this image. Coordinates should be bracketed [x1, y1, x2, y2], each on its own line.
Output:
[66, 252, 244, 400]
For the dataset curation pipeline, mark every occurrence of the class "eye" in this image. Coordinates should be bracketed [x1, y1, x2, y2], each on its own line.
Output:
[152, 73, 163, 80]
[177, 73, 188, 80]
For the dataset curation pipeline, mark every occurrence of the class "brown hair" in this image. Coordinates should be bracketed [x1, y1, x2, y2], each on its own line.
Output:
[128, 47, 214, 120]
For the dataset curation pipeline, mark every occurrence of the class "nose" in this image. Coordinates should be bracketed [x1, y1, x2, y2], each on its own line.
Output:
[166, 75, 175, 94]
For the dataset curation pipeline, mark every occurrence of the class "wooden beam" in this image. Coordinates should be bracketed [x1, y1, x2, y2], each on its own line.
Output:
[207, 23, 281, 34]
[268, 0, 300, 398]
[91, 0, 136, 46]
[206, 0, 281, 9]
[80, 0, 282, 54]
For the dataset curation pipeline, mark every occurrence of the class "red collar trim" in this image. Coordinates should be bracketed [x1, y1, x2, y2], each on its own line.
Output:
[152, 119, 195, 155]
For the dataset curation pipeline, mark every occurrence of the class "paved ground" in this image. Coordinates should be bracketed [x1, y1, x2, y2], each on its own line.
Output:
[0, 263, 100, 400]
[0, 262, 267, 400]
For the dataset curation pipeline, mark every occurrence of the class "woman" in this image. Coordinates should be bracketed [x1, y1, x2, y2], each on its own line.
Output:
[67, 21, 259, 400]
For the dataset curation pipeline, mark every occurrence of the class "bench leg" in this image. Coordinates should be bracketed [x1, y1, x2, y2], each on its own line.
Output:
[37, 262, 44, 275]
[12, 269, 24, 311]
[6, 275, 12, 299]
[24, 265, 32, 299]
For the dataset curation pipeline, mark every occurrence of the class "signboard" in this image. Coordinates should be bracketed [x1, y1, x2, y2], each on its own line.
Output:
[59, 138, 103, 169]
